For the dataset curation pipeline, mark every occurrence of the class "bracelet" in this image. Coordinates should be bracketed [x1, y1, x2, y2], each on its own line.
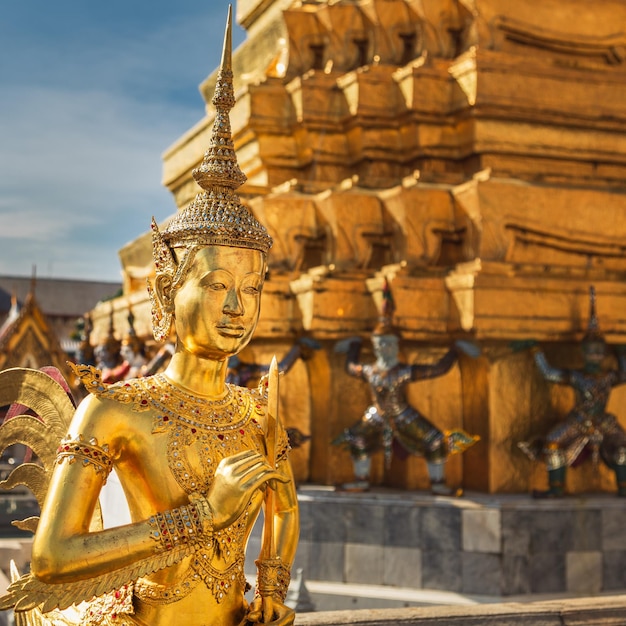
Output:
[188, 492, 214, 534]
[148, 501, 209, 551]
[254, 557, 291, 603]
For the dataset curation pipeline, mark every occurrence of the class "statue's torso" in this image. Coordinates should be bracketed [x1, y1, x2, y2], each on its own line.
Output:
[362, 363, 412, 417]
[82, 374, 271, 625]
[570, 370, 616, 419]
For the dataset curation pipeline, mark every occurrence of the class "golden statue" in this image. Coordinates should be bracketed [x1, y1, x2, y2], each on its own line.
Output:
[0, 8, 299, 626]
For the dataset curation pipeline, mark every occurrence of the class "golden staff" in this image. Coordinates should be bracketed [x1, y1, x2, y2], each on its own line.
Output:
[257, 356, 281, 622]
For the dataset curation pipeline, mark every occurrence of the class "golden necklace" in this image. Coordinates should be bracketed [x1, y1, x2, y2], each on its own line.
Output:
[148, 374, 248, 432]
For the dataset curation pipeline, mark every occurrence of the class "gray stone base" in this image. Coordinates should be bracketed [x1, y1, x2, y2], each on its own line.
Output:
[295, 487, 626, 597]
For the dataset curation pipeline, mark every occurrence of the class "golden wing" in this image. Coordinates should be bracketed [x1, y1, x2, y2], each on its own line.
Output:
[8, 561, 75, 626]
[0, 367, 79, 530]
[2, 542, 198, 613]
[0, 367, 202, 618]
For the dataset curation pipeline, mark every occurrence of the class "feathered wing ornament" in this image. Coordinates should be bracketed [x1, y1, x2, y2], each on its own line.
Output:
[0, 367, 204, 623]
[0, 367, 79, 530]
[2, 541, 200, 613]
[0, 367, 81, 624]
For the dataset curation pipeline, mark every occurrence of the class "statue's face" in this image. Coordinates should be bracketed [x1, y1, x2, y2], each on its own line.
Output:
[582, 339, 605, 366]
[372, 333, 399, 367]
[172, 245, 265, 361]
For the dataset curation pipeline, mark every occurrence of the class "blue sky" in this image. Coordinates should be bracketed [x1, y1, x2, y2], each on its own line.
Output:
[0, 0, 244, 282]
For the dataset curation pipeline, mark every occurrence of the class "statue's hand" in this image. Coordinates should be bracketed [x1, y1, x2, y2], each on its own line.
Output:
[510, 339, 538, 353]
[207, 450, 288, 530]
[334, 336, 362, 353]
[297, 336, 321, 359]
[454, 339, 481, 358]
[241, 597, 295, 625]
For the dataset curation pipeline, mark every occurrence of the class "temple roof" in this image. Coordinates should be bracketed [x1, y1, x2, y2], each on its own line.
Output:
[0, 291, 75, 380]
[0, 276, 121, 319]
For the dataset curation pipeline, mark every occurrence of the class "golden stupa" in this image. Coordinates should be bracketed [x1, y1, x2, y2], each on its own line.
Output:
[89, 0, 626, 496]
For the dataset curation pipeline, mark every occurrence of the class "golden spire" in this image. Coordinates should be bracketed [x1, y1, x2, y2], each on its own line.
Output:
[162, 5, 272, 254]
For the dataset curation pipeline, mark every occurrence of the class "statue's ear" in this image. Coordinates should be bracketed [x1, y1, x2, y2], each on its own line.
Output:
[154, 273, 174, 312]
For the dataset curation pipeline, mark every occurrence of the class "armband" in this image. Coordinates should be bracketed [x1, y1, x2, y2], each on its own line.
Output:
[57, 435, 112, 482]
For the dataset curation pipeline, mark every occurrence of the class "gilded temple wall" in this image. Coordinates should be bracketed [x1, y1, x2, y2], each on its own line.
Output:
[90, 0, 626, 494]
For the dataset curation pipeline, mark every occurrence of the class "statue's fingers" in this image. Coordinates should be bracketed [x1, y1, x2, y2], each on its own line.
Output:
[246, 608, 262, 623]
[223, 450, 267, 476]
[241, 468, 289, 493]
[218, 449, 261, 471]
[269, 604, 295, 625]
[242, 597, 263, 624]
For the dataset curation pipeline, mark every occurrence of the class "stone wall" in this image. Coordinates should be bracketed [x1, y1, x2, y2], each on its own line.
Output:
[295, 487, 626, 597]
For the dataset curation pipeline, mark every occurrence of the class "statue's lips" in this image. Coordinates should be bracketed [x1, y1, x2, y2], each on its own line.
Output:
[217, 324, 245, 338]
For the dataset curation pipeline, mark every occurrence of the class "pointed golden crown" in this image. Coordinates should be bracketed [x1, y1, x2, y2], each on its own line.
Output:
[161, 6, 272, 254]
[373, 278, 397, 336]
[583, 285, 605, 344]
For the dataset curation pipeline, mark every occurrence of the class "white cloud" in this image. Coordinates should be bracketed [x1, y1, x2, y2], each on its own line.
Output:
[0, 0, 242, 281]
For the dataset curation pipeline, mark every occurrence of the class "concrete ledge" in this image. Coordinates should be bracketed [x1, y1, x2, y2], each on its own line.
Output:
[294, 595, 626, 625]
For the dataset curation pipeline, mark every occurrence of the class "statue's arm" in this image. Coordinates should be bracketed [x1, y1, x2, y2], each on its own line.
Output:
[410, 346, 457, 381]
[614, 346, 626, 383]
[30, 397, 164, 584]
[274, 346, 300, 376]
[250, 423, 299, 620]
[278, 337, 321, 374]
[533, 349, 568, 384]
[270, 457, 299, 568]
[31, 396, 280, 588]
[341, 337, 364, 378]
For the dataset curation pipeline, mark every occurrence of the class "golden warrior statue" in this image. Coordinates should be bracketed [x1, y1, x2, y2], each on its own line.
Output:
[0, 8, 299, 626]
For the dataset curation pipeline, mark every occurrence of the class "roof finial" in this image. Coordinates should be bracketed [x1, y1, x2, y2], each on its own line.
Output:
[30, 264, 37, 296]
